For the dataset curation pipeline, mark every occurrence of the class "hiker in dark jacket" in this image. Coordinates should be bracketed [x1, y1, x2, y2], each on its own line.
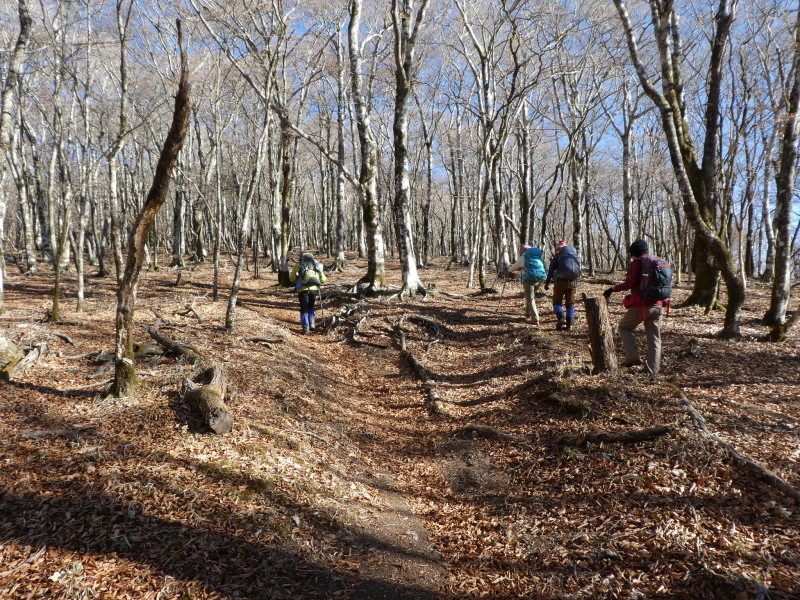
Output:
[290, 252, 327, 334]
[603, 240, 664, 375]
[544, 241, 580, 330]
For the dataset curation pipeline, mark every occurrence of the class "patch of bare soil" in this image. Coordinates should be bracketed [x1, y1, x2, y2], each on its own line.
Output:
[1, 255, 798, 600]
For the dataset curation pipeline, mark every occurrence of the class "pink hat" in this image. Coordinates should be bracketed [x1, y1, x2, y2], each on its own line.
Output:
[556, 240, 566, 251]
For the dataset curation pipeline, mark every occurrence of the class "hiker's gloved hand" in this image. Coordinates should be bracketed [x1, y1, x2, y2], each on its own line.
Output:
[603, 287, 614, 298]
[544, 283, 549, 291]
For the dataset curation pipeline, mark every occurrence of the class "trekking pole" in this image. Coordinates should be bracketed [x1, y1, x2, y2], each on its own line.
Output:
[494, 278, 508, 313]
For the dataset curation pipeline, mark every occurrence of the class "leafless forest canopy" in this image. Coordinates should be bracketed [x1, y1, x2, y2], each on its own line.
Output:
[0, 0, 799, 326]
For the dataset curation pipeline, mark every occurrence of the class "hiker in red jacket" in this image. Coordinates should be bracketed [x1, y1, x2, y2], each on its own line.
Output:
[603, 240, 665, 376]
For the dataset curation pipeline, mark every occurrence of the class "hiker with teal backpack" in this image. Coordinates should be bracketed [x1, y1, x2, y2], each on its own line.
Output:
[290, 252, 327, 334]
[507, 244, 547, 324]
[603, 239, 672, 377]
[544, 240, 581, 331]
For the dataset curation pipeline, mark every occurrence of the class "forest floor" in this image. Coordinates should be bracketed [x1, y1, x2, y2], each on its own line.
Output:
[0, 253, 799, 600]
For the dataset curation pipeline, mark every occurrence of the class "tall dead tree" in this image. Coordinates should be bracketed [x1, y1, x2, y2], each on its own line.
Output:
[111, 20, 191, 397]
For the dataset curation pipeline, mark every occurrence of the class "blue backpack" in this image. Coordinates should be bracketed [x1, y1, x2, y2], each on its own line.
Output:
[522, 247, 546, 282]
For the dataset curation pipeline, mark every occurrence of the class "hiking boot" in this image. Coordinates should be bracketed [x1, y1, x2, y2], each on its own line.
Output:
[565, 317, 574, 330]
[555, 316, 564, 331]
[309, 317, 316, 331]
[622, 359, 643, 368]
[302, 324, 310, 334]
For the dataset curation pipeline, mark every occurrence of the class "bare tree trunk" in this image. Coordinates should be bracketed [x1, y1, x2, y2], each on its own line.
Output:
[349, 0, 386, 291]
[112, 21, 191, 397]
[106, 0, 134, 283]
[391, 0, 428, 297]
[764, 5, 800, 326]
[8, 132, 38, 274]
[0, 0, 33, 312]
[276, 124, 293, 288]
[334, 37, 348, 271]
[225, 118, 269, 331]
[170, 175, 187, 267]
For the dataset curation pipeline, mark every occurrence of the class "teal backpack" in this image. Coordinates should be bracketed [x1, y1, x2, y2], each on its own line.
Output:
[522, 247, 546, 282]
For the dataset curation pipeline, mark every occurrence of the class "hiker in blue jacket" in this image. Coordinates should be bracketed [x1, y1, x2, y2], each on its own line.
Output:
[544, 240, 581, 331]
[507, 244, 546, 324]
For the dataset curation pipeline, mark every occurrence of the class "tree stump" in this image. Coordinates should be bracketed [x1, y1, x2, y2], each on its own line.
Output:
[581, 293, 619, 375]
[180, 364, 233, 434]
[7, 342, 49, 380]
[0, 336, 25, 380]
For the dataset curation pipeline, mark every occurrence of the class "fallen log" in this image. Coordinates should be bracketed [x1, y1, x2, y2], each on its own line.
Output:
[180, 364, 233, 434]
[556, 426, 672, 447]
[148, 324, 201, 363]
[394, 315, 448, 417]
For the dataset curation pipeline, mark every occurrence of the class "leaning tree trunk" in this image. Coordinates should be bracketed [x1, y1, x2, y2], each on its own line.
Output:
[614, 0, 745, 339]
[111, 21, 191, 397]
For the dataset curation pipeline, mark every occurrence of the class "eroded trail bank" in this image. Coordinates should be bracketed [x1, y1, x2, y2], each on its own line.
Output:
[1, 259, 798, 599]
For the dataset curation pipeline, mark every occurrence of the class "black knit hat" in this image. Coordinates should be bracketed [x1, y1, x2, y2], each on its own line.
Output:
[628, 240, 648, 257]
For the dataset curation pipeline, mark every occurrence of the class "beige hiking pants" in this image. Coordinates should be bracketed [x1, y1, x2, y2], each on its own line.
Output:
[618, 305, 662, 375]
[523, 281, 540, 323]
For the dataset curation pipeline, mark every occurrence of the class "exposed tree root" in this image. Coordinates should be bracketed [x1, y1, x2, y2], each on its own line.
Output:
[452, 423, 530, 442]
[671, 383, 800, 503]
[763, 305, 799, 342]
[5, 342, 49, 380]
[19, 427, 97, 440]
[556, 426, 672, 447]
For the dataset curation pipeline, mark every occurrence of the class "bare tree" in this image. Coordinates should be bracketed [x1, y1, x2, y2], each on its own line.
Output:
[349, 0, 387, 291]
[112, 20, 191, 397]
[614, 0, 746, 338]
[763, 3, 800, 327]
[0, 0, 33, 313]
[390, 0, 430, 297]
